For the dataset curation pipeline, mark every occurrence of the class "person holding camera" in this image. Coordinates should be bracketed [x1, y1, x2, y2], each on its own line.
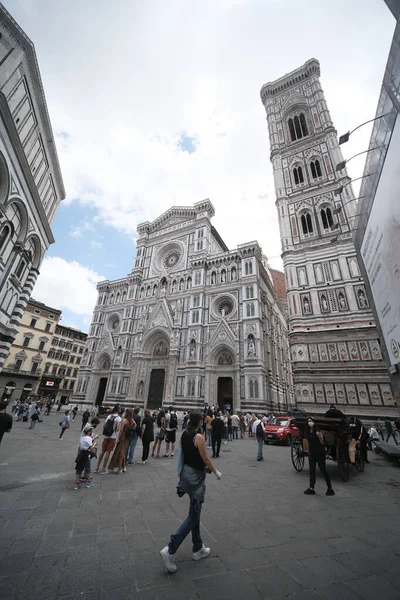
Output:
[160, 411, 222, 574]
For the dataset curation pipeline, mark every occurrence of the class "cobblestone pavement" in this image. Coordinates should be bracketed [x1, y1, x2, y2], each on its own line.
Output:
[0, 412, 400, 600]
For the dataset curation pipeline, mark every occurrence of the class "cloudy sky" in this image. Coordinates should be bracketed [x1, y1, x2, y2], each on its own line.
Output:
[4, 0, 395, 331]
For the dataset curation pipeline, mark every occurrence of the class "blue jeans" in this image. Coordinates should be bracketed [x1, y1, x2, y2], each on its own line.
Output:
[30, 420, 36, 429]
[233, 426, 238, 439]
[224, 425, 228, 440]
[168, 465, 206, 554]
[257, 436, 264, 460]
[207, 429, 212, 447]
[126, 435, 138, 462]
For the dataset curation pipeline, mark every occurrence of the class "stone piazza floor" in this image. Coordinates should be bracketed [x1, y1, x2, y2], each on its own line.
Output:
[0, 413, 400, 600]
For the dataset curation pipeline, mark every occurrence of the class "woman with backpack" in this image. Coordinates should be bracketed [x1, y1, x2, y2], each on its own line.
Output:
[151, 409, 166, 458]
[74, 423, 99, 489]
[109, 408, 136, 473]
[59, 410, 71, 439]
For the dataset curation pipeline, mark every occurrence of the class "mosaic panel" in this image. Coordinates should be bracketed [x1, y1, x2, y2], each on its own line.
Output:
[357, 383, 369, 405]
[314, 383, 325, 404]
[345, 384, 358, 405]
[335, 383, 346, 405]
[338, 342, 349, 361]
[348, 342, 359, 360]
[368, 384, 382, 406]
[318, 344, 328, 362]
[359, 341, 371, 360]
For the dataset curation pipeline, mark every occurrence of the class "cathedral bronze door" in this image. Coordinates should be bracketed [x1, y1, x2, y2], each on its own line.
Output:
[147, 369, 165, 410]
[95, 377, 108, 406]
[217, 377, 233, 411]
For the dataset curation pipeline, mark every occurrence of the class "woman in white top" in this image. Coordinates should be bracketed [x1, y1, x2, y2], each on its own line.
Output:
[74, 424, 99, 489]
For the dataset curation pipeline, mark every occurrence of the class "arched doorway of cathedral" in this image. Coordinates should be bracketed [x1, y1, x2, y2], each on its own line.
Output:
[144, 335, 170, 410]
[95, 354, 111, 407]
[214, 349, 235, 412]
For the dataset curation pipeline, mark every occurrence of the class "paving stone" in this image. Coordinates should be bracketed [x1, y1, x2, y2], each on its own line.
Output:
[280, 559, 326, 590]
[100, 560, 135, 590]
[219, 548, 270, 571]
[58, 564, 101, 595]
[300, 556, 357, 585]
[35, 532, 70, 557]
[194, 570, 263, 600]
[69, 533, 99, 548]
[317, 583, 364, 600]
[347, 576, 400, 600]
[248, 564, 304, 597]
[0, 551, 35, 574]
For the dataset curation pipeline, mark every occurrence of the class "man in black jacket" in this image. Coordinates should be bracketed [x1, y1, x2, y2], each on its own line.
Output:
[211, 412, 225, 458]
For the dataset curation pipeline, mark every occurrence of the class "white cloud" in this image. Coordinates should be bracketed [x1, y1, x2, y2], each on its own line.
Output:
[8, 0, 395, 271]
[69, 221, 95, 239]
[32, 257, 105, 320]
[90, 240, 103, 249]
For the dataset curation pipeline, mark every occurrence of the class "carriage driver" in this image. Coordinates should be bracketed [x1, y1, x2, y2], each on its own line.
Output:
[303, 417, 335, 497]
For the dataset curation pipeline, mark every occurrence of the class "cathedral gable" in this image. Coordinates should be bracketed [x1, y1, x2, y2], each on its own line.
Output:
[209, 318, 237, 353]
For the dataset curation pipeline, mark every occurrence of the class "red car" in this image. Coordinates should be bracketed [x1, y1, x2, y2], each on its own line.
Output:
[264, 416, 299, 446]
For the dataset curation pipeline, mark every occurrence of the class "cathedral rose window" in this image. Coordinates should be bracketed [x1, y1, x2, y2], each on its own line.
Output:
[164, 250, 181, 268]
[218, 299, 233, 317]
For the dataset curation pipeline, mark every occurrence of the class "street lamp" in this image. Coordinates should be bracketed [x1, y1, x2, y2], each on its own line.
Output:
[333, 175, 374, 196]
[338, 112, 392, 145]
[335, 147, 381, 171]
[332, 196, 367, 215]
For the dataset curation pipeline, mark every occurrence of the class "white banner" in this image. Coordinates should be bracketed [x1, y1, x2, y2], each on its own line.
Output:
[361, 116, 400, 365]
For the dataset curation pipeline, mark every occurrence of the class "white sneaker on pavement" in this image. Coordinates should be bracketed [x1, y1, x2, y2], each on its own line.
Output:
[192, 545, 211, 561]
[101, 469, 109, 474]
[160, 546, 177, 573]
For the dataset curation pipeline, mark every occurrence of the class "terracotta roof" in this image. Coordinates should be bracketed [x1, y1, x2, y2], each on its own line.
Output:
[270, 269, 287, 299]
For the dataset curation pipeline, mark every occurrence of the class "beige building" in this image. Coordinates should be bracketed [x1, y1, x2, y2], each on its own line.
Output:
[0, 298, 60, 400]
[40, 324, 87, 405]
[0, 4, 65, 370]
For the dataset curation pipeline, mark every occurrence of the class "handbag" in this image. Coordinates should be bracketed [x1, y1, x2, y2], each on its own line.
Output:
[155, 426, 164, 440]
[65, 422, 70, 429]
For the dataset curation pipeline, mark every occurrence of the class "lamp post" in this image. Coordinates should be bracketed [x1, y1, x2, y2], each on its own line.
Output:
[338, 112, 392, 145]
[335, 147, 381, 172]
[334, 175, 374, 196]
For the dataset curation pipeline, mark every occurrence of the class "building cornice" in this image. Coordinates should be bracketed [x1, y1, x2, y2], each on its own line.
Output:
[137, 199, 215, 236]
[0, 2, 65, 201]
[260, 58, 320, 103]
[0, 93, 54, 244]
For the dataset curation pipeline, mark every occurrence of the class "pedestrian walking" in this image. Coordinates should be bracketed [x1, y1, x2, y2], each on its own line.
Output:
[211, 411, 225, 458]
[151, 409, 166, 458]
[109, 408, 136, 473]
[72, 405, 79, 421]
[165, 406, 178, 458]
[45, 400, 52, 416]
[16, 401, 25, 421]
[29, 409, 39, 430]
[160, 411, 222, 574]
[59, 411, 71, 439]
[205, 409, 214, 448]
[227, 412, 233, 441]
[74, 424, 98, 490]
[375, 418, 384, 441]
[231, 411, 239, 439]
[95, 404, 122, 473]
[252, 414, 266, 461]
[56, 402, 62, 413]
[303, 417, 335, 496]
[0, 400, 12, 444]
[140, 409, 154, 464]
[126, 407, 141, 464]
[385, 418, 398, 445]
[239, 413, 246, 439]
[81, 409, 91, 431]
[11, 399, 18, 414]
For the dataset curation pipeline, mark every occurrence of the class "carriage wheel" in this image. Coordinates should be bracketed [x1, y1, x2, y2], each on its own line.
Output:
[337, 438, 350, 482]
[291, 436, 305, 472]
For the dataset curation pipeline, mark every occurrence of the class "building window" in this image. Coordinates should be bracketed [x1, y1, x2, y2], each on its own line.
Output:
[15, 359, 23, 370]
[0, 224, 11, 253]
[73, 368, 78, 377]
[288, 113, 308, 142]
[320, 207, 334, 230]
[293, 166, 304, 185]
[44, 363, 50, 374]
[31, 362, 39, 374]
[245, 286, 253, 299]
[197, 240, 203, 251]
[45, 323, 51, 332]
[301, 213, 314, 235]
[52, 365, 58, 375]
[246, 303, 255, 317]
[38, 341, 45, 351]
[245, 261, 253, 275]
[69, 380, 75, 390]
[193, 295, 200, 308]
[59, 367, 66, 376]
[30, 318, 37, 328]
[187, 379, 196, 396]
[310, 159, 322, 179]
[249, 378, 259, 398]
[69, 356, 75, 364]
[22, 337, 30, 347]
[15, 259, 26, 280]
[195, 272, 201, 285]
[192, 310, 199, 324]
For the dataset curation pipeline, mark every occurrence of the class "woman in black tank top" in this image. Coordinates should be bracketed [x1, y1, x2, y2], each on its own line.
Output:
[159, 411, 222, 574]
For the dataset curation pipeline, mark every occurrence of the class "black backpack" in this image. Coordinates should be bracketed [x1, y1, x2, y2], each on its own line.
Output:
[169, 413, 178, 429]
[256, 422, 265, 439]
[125, 424, 137, 439]
[103, 415, 116, 437]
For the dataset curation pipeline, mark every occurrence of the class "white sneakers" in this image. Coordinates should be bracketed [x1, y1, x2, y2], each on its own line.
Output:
[160, 544, 211, 573]
[160, 546, 177, 573]
[193, 545, 211, 561]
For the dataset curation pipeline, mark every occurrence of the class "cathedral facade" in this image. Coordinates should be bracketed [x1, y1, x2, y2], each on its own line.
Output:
[260, 59, 394, 416]
[73, 200, 293, 413]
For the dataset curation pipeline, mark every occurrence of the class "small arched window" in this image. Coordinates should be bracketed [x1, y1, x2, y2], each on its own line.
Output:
[249, 378, 259, 398]
[293, 166, 304, 185]
[246, 303, 255, 317]
[0, 224, 11, 252]
[301, 212, 314, 235]
[153, 284, 158, 295]
[288, 113, 309, 142]
[310, 159, 322, 179]
[246, 286, 253, 299]
[320, 207, 334, 230]
[245, 261, 253, 275]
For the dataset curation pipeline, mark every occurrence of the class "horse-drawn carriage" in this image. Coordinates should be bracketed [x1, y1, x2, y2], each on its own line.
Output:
[290, 415, 365, 482]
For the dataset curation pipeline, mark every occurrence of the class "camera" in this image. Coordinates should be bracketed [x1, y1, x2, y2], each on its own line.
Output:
[176, 486, 186, 498]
